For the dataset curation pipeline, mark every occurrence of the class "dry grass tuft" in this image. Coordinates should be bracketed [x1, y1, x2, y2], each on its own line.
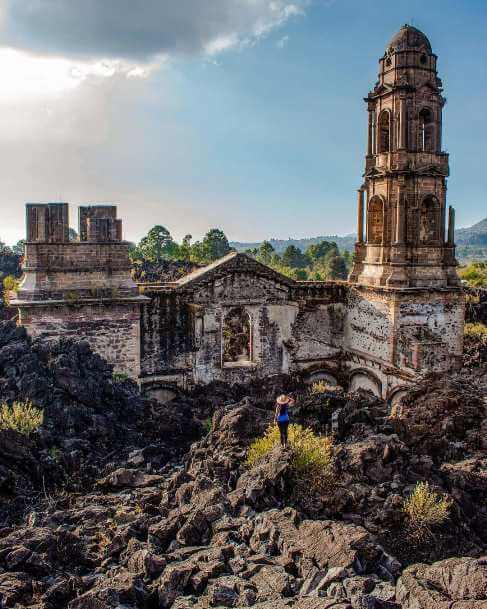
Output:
[0, 401, 44, 435]
[403, 481, 451, 538]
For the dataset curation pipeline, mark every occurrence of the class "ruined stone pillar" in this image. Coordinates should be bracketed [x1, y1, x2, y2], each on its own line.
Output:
[357, 189, 364, 243]
[399, 97, 407, 150]
[447, 205, 455, 245]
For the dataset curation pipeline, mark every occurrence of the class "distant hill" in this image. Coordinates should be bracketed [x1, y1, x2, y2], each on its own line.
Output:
[230, 234, 356, 254]
[456, 218, 487, 245]
[231, 217, 487, 261]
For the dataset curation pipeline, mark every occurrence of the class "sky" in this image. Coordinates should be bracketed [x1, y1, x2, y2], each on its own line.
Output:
[0, 0, 486, 246]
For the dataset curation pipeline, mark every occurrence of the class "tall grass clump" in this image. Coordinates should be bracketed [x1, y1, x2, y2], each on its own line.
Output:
[0, 401, 44, 435]
[245, 423, 334, 495]
[403, 481, 451, 538]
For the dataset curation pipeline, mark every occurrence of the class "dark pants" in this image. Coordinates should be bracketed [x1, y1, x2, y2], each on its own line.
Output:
[278, 420, 289, 446]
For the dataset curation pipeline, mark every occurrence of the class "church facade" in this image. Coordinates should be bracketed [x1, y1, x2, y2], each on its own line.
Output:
[12, 26, 464, 404]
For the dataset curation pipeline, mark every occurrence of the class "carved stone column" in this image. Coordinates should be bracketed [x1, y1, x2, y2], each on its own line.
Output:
[357, 189, 365, 243]
[367, 110, 373, 156]
[398, 96, 407, 150]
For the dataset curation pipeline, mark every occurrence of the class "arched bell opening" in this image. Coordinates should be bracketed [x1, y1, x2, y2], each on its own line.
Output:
[418, 107, 435, 152]
[367, 196, 385, 245]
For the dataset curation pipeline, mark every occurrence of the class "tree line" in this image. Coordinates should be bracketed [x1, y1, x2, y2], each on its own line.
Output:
[129, 225, 351, 280]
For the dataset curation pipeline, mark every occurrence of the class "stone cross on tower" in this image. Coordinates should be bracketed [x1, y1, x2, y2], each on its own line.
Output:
[349, 24, 460, 288]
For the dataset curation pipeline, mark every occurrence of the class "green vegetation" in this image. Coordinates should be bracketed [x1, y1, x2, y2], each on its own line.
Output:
[112, 372, 130, 382]
[0, 401, 44, 435]
[464, 322, 487, 338]
[128, 224, 350, 281]
[246, 424, 334, 493]
[403, 481, 451, 537]
[247, 239, 351, 281]
[129, 225, 232, 265]
[458, 261, 487, 287]
[310, 380, 333, 394]
[2, 275, 19, 306]
[0, 241, 22, 308]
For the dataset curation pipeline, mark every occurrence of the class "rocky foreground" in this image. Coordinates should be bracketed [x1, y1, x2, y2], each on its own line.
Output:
[0, 321, 485, 608]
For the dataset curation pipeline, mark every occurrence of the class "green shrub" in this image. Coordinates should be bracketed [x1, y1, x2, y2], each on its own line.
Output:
[203, 417, 213, 433]
[310, 380, 337, 394]
[112, 372, 130, 382]
[0, 401, 44, 435]
[403, 481, 451, 537]
[245, 424, 334, 494]
[458, 261, 487, 287]
[2, 275, 19, 306]
[464, 322, 487, 339]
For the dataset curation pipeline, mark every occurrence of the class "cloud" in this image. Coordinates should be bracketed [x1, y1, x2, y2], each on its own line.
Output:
[276, 35, 290, 48]
[2, 1, 307, 61]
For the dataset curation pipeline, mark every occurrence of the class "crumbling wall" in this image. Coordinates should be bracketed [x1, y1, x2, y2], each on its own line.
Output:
[140, 273, 351, 390]
[140, 292, 193, 378]
[290, 303, 345, 363]
[345, 287, 392, 362]
[19, 301, 142, 377]
[394, 289, 464, 373]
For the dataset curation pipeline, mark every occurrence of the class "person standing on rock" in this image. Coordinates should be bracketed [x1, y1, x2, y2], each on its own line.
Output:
[274, 394, 294, 448]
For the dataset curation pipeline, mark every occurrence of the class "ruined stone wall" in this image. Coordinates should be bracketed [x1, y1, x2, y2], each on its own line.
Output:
[343, 285, 464, 399]
[18, 242, 137, 301]
[140, 291, 194, 380]
[18, 301, 142, 378]
[13, 203, 147, 380]
[140, 274, 350, 391]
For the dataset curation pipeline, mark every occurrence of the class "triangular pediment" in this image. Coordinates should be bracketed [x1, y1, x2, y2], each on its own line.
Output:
[415, 163, 448, 176]
[175, 251, 295, 291]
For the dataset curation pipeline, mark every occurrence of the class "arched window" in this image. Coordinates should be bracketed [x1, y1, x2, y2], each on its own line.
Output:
[367, 197, 384, 244]
[378, 111, 390, 153]
[419, 108, 435, 152]
[419, 195, 440, 243]
[222, 307, 252, 365]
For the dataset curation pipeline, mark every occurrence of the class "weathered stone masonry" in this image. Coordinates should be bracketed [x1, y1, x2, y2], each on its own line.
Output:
[12, 203, 148, 379]
[12, 26, 464, 401]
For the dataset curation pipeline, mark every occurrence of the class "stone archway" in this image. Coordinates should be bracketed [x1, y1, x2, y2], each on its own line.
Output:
[348, 368, 382, 397]
[304, 369, 339, 387]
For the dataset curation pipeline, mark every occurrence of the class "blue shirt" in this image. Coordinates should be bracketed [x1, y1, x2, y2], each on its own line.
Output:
[277, 403, 289, 422]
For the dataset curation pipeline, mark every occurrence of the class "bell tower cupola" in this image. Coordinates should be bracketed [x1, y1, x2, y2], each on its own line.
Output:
[349, 24, 460, 288]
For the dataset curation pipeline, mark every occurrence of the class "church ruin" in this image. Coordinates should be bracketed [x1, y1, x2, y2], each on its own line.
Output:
[12, 26, 465, 404]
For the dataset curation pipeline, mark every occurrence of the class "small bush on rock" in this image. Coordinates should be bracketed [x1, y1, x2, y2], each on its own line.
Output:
[246, 423, 334, 494]
[112, 371, 130, 382]
[310, 380, 328, 394]
[0, 401, 44, 435]
[464, 322, 487, 338]
[403, 481, 451, 538]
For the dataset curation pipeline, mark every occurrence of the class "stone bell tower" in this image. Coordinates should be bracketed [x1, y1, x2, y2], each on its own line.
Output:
[349, 24, 460, 288]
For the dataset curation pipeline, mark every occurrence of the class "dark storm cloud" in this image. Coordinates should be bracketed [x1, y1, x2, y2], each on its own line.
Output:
[3, 0, 306, 60]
